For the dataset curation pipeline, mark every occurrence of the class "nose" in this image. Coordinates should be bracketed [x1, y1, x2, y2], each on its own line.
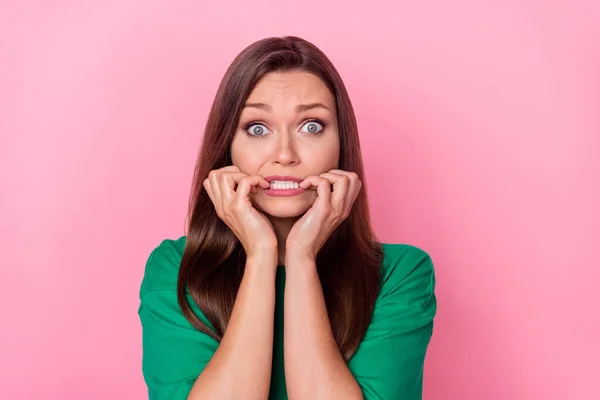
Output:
[273, 131, 299, 166]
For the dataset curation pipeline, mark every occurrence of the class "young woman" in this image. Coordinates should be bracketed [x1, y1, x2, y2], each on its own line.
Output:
[138, 36, 437, 400]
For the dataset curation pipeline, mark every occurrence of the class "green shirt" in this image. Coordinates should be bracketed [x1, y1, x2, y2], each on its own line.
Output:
[138, 236, 436, 399]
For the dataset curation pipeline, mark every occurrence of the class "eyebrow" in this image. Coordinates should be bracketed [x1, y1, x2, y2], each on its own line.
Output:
[243, 102, 331, 113]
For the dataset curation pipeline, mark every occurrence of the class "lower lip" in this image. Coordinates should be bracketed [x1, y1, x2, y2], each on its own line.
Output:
[264, 187, 306, 196]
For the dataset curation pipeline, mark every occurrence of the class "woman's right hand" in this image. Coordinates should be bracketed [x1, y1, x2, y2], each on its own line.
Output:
[203, 166, 277, 258]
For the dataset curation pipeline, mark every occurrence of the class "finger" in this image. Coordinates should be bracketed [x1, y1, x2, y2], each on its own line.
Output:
[203, 178, 216, 204]
[324, 170, 361, 195]
[321, 170, 361, 215]
[315, 178, 332, 210]
[319, 172, 350, 212]
[234, 175, 270, 203]
[338, 171, 362, 203]
[219, 171, 247, 204]
[212, 166, 242, 204]
[208, 170, 224, 210]
[300, 175, 331, 208]
[204, 177, 226, 220]
[299, 175, 326, 190]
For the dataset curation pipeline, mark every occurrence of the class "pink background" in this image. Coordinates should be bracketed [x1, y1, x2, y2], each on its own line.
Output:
[1, 1, 599, 399]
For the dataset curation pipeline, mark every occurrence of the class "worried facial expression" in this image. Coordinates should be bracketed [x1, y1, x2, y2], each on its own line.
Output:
[230, 71, 340, 218]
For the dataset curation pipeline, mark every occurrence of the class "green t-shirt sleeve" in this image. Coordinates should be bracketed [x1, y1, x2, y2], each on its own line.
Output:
[138, 238, 218, 400]
[348, 244, 437, 400]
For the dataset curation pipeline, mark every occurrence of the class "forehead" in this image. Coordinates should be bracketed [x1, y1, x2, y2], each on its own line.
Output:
[246, 71, 335, 109]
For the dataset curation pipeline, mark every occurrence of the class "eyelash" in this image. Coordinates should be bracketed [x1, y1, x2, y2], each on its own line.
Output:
[242, 118, 328, 138]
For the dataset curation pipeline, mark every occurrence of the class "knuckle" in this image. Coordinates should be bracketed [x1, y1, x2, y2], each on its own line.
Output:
[220, 175, 232, 187]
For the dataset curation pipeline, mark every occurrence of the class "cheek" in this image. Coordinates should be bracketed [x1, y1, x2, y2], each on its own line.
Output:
[328, 145, 341, 168]
[315, 137, 340, 169]
[231, 138, 262, 171]
[232, 153, 256, 172]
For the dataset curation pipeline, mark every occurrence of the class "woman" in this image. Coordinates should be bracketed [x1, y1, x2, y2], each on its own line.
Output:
[138, 36, 436, 400]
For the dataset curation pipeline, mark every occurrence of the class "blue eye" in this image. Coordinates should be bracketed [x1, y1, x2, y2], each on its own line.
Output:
[246, 123, 270, 136]
[300, 120, 325, 134]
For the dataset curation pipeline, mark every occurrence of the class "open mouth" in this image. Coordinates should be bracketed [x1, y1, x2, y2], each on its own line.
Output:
[263, 175, 305, 196]
[268, 180, 300, 190]
[263, 179, 305, 197]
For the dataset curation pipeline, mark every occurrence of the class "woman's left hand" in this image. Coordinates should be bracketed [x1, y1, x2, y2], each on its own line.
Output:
[285, 169, 362, 262]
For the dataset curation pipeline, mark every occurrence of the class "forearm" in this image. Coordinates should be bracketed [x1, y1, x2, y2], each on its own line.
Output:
[188, 253, 277, 400]
[283, 257, 363, 400]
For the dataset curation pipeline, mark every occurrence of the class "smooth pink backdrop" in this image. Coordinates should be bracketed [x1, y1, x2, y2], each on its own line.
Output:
[1, 1, 599, 399]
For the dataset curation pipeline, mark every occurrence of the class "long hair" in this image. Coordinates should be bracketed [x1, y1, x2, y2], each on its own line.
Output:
[177, 36, 383, 361]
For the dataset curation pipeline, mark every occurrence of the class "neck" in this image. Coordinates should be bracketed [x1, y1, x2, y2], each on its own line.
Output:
[269, 216, 299, 265]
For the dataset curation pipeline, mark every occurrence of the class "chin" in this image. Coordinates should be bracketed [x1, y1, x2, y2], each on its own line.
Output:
[254, 198, 311, 219]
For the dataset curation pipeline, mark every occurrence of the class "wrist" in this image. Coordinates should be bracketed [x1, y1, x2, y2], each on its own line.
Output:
[245, 249, 278, 275]
[285, 245, 316, 263]
[284, 253, 317, 275]
[247, 244, 277, 262]
[283, 259, 320, 291]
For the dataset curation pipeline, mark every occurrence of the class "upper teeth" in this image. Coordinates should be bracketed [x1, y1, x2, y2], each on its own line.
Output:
[270, 180, 299, 189]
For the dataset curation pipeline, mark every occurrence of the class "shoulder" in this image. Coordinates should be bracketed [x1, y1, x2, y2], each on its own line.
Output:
[139, 236, 187, 297]
[378, 243, 436, 311]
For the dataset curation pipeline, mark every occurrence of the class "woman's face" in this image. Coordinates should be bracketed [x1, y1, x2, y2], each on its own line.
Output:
[231, 70, 340, 219]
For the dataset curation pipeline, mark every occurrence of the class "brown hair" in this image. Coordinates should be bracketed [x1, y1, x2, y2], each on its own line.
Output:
[177, 36, 383, 361]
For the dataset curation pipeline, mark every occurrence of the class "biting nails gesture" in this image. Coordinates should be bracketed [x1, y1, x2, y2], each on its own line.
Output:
[203, 166, 277, 258]
[286, 169, 362, 261]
